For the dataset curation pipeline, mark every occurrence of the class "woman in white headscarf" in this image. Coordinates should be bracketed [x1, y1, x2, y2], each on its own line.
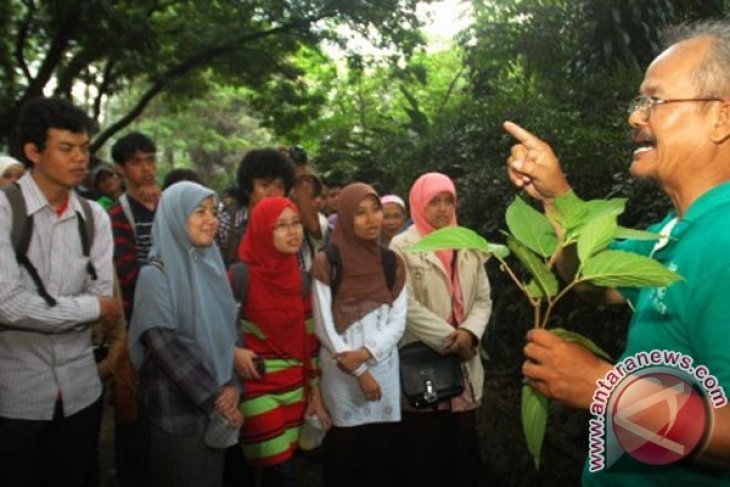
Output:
[129, 182, 241, 487]
[0, 155, 25, 186]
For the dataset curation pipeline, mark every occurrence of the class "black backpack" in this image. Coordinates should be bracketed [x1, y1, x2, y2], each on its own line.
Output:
[2, 184, 97, 307]
[323, 244, 397, 305]
[229, 261, 311, 308]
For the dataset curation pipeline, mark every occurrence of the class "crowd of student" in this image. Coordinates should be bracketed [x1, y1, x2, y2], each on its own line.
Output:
[0, 96, 491, 487]
[8, 18, 730, 487]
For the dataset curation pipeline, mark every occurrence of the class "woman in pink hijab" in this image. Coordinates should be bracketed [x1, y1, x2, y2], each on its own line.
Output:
[389, 172, 492, 487]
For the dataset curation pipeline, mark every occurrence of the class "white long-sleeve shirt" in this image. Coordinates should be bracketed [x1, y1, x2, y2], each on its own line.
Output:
[0, 174, 114, 419]
[313, 279, 406, 427]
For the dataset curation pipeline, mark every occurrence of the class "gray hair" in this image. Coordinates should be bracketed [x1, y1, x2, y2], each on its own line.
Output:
[664, 20, 730, 97]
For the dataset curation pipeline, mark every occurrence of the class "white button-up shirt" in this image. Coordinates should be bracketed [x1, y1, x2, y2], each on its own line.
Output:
[0, 173, 114, 419]
[313, 280, 407, 427]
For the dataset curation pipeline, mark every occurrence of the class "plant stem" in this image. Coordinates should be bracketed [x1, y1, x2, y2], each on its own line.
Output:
[497, 256, 538, 307]
[540, 280, 579, 328]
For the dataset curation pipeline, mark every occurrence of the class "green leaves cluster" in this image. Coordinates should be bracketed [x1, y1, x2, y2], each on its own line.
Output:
[507, 192, 681, 304]
[406, 190, 682, 469]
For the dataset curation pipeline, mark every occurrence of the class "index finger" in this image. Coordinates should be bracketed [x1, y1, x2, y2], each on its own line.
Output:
[503, 121, 543, 150]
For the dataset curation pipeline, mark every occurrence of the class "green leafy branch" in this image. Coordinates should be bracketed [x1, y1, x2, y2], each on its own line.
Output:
[405, 191, 682, 469]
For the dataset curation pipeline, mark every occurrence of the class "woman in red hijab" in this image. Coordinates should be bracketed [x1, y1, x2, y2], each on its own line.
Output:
[233, 196, 329, 485]
[390, 172, 492, 487]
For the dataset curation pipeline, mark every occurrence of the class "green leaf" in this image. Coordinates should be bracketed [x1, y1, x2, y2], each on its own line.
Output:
[552, 191, 589, 233]
[577, 215, 617, 263]
[580, 250, 683, 288]
[507, 236, 559, 298]
[525, 280, 545, 299]
[405, 226, 509, 258]
[553, 193, 627, 242]
[614, 226, 663, 241]
[506, 197, 558, 258]
[489, 243, 511, 259]
[551, 328, 612, 361]
[583, 198, 627, 221]
[522, 384, 549, 470]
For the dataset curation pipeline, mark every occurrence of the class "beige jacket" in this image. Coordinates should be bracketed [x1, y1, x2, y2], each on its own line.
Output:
[390, 225, 492, 404]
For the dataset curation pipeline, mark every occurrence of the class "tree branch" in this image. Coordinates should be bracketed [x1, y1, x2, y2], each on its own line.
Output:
[436, 66, 465, 118]
[14, 1, 35, 82]
[91, 15, 328, 152]
[54, 48, 98, 97]
[21, 5, 80, 102]
[92, 59, 117, 122]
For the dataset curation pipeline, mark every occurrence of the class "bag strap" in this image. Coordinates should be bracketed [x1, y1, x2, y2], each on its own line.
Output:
[76, 195, 97, 280]
[119, 193, 138, 240]
[324, 244, 342, 304]
[229, 261, 249, 304]
[325, 244, 397, 304]
[230, 262, 311, 308]
[3, 184, 29, 253]
[2, 184, 56, 306]
[380, 246, 397, 292]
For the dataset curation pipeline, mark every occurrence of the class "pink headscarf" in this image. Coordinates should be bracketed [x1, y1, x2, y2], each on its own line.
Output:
[409, 172, 464, 324]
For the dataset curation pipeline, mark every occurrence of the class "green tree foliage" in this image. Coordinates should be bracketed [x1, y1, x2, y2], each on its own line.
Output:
[283, 1, 724, 483]
[125, 76, 275, 189]
[0, 0, 434, 152]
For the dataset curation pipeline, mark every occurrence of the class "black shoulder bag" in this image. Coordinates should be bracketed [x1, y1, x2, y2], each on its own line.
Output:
[399, 251, 464, 409]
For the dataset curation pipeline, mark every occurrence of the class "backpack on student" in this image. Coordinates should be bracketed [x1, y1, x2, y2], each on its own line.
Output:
[323, 243, 397, 305]
[229, 261, 311, 306]
[2, 183, 97, 307]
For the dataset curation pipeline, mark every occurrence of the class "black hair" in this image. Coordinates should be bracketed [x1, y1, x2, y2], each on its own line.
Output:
[236, 148, 296, 205]
[323, 175, 345, 189]
[223, 186, 238, 198]
[295, 173, 323, 198]
[289, 145, 308, 165]
[14, 97, 93, 168]
[111, 132, 156, 165]
[162, 168, 201, 189]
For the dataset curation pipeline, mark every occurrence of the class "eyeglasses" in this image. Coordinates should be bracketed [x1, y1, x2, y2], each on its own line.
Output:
[273, 219, 303, 234]
[628, 95, 725, 122]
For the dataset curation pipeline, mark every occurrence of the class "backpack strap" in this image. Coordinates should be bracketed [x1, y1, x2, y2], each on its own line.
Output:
[380, 246, 397, 292]
[119, 193, 138, 240]
[230, 262, 310, 305]
[2, 184, 57, 306]
[3, 186, 99, 307]
[300, 269, 311, 299]
[324, 244, 342, 303]
[76, 196, 97, 281]
[229, 262, 249, 304]
[3, 184, 32, 256]
[324, 244, 397, 305]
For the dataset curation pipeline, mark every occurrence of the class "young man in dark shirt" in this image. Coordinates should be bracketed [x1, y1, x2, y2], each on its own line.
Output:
[108, 132, 159, 321]
[107, 131, 159, 487]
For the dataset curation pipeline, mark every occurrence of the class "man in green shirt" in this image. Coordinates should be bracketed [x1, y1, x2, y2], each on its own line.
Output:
[504, 20, 730, 484]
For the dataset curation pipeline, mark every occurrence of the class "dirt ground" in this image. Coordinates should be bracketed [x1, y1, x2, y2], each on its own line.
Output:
[97, 398, 325, 487]
[98, 363, 591, 486]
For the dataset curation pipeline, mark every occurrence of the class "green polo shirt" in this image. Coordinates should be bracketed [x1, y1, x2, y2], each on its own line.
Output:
[583, 181, 730, 485]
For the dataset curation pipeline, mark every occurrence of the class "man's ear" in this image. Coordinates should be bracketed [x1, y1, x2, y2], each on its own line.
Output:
[711, 101, 730, 144]
[23, 142, 40, 166]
